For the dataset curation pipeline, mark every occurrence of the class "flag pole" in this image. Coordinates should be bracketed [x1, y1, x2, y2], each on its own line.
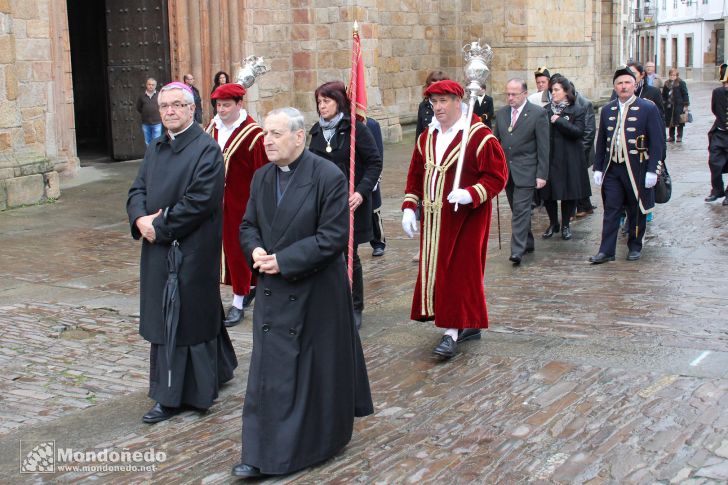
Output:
[347, 21, 359, 285]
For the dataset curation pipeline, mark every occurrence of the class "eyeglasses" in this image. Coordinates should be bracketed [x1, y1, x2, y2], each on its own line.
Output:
[159, 102, 190, 111]
[505, 92, 526, 97]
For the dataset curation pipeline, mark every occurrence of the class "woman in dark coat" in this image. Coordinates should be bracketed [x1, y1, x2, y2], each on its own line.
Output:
[209, 71, 229, 116]
[540, 76, 588, 240]
[662, 68, 690, 142]
[308, 81, 382, 329]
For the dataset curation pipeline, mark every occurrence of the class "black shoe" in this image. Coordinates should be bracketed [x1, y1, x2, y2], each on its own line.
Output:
[525, 246, 535, 253]
[626, 250, 641, 261]
[588, 252, 615, 264]
[224, 306, 243, 327]
[542, 224, 560, 239]
[142, 402, 180, 424]
[372, 247, 385, 257]
[231, 463, 265, 479]
[433, 335, 457, 359]
[723, 198, 728, 206]
[458, 328, 482, 342]
[509, 254, 522, 265]
[561, 227, 572, 240]
[354, 311, 362, 331]
[705, 194, 723, 202]
[242, 287, 256, 308]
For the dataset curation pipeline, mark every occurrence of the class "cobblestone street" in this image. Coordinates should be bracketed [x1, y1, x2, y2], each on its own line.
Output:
[1, 82, 727, 484]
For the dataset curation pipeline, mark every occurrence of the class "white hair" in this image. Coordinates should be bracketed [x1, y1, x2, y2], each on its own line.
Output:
[267, 107, 305, 131]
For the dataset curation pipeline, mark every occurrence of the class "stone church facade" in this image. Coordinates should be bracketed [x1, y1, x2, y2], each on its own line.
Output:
[0, 0, 623, 209]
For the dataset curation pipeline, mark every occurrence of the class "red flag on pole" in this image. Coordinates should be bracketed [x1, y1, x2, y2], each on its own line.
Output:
[346, 22, 365, 285]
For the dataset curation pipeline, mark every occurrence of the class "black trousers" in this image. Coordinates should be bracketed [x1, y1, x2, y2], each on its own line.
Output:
[352, 247, 363, 312]
[598, 163, 647, 255]
[668, 125, 684, 140]
[708, 130, 728, 196]
[370, 186, 385, 250]
[544, 200, 575, 228]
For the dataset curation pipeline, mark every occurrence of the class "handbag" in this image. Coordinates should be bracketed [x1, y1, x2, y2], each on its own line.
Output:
[679, 112, 689, 124]
[687, 112, 693, 123]
[654, 160, 672, 204]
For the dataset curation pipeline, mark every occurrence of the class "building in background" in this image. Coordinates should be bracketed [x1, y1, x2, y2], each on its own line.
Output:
[1, 0, 626, 209]
[627, 0, 727, 80]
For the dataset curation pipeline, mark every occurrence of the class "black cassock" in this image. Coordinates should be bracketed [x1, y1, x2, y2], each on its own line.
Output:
[239, 149, 373, 475]
[127, 122, 237, 410]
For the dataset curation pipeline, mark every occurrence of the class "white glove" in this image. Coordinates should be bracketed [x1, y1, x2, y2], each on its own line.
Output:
[447, 188, 473, 205]
[593, 171, 603, 186]
[401, 208, 417, 238]
[645, 172, 657, 189]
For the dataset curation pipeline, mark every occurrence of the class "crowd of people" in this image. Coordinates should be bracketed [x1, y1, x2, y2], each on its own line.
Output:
[126, 59, 723, 479]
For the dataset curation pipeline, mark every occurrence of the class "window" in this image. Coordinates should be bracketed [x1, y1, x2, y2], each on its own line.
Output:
[662, 0, 666, 10]
[673, 0, 677, 8]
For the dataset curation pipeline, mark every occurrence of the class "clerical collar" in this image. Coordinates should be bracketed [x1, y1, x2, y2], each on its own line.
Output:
[168, 120, 194, 140]
[277, 152, 304, 173]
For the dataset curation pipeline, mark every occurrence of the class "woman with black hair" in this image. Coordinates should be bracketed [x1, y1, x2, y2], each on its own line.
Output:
[210, 71, 230, 116]
[540, 76, 588, 240]
[308, 81, 382, 330]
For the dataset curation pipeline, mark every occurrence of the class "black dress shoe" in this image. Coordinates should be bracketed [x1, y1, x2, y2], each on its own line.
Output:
[231, 463, 265, 478]
[525, 246, 535, 253]
[224, 306, 243, 327]
[588, 252, 615, 264]
[705, 194, 723, 202]
[542, 224, 560, 239]
[242, 287, 256, 308]
[372, 247, 385, 257]
[626, 250, 641, 261]
[142, 402, 180, 424]
[509, 254, 522, 265]
[458, 328, 482, 342]
[433, 335, 457, 359]
[561, 227, 572, 240]
[723, 197, 728, 206]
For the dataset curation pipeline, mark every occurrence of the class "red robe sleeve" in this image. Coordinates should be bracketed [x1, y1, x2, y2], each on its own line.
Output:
[402, 130, 429, 211]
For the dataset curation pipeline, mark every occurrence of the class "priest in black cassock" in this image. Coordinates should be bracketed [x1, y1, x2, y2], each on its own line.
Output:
[233, 107, 373, 479]
[127, 81, 237, 424]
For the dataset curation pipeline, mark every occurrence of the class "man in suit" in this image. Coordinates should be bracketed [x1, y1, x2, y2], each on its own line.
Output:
[493, 78, 550, 264]
[706, 63, 728, 205]
[472, 81, 495, 129]
[234, 107, 373, 478]
[589, 67, 664, 264]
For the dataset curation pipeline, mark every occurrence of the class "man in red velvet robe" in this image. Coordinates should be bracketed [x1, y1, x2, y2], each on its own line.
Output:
[401, 80, 508, 359]
[207, 83, 268, 326]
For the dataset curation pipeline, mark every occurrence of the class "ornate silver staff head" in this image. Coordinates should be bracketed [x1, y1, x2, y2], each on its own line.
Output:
[235, 55, 270, 88]
[462, 40, 493, 96]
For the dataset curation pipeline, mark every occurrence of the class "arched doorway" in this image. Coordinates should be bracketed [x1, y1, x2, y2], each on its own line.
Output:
[67, 0, 171, 161]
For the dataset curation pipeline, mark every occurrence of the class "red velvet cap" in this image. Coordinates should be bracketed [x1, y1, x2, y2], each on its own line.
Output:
[424, 80, 464, 99]
[211, 83, 246, 100]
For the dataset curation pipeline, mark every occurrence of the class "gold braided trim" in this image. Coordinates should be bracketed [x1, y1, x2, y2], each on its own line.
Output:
[476, 133, 495, 157]
[404, 193, 419, 205]
[220, 247, 228, 284]
[419, 132, 462, 316]
[473, 183, 488, 204]
[248, 131, 264, 151]
[205, 122, 215, 135]
[223, 123, 260, 175]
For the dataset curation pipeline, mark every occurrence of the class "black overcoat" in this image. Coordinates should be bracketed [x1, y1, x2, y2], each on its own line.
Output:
[127, 122, 225, 346]
[540, 102, 589, 201]
[239, 149, 374, 475]
[308, 115, 382, 245]
[662, 79, 690, 128]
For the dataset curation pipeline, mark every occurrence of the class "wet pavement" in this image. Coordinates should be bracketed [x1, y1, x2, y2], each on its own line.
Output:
[1, 82, 727, 484]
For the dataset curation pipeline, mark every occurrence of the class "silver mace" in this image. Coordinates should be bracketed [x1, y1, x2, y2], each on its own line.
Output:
[452, 40, 493, 211]
[235, 55, 270, 88]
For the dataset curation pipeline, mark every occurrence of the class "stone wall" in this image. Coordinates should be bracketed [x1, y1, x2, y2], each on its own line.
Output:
[0, 0, 77, 210]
